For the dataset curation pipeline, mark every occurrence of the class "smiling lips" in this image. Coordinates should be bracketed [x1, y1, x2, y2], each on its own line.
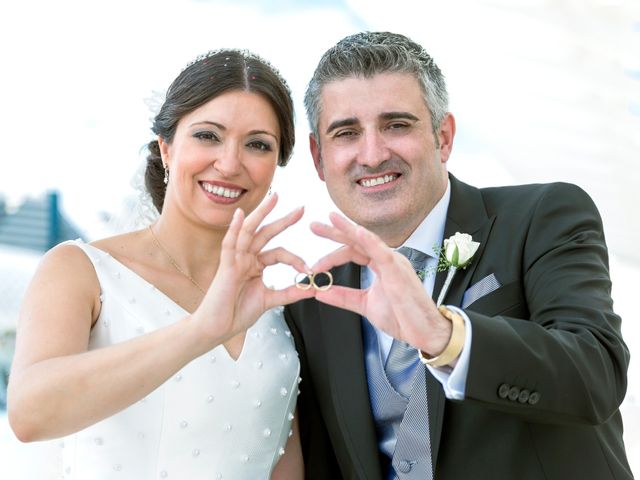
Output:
[200, 181, 245, 201]
[357, 173, 399, 188]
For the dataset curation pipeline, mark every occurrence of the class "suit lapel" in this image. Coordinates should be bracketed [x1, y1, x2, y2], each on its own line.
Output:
[319, 262, 383, 480]
[428, 174, 494, 466]
[433, 175, 495, 309]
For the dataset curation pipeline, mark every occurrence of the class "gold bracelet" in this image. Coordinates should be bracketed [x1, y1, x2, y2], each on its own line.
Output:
[418, 305, 466, 368]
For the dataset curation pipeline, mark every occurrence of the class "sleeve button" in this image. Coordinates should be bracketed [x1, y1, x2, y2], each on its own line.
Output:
[518, 389, 530, 404]
[508, 386, 520, 401]
[528, 391, 540, 405]
[498, 383, 510, 399]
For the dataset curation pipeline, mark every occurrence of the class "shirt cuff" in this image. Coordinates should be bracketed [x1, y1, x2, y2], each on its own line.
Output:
[425, 305, 472, 400]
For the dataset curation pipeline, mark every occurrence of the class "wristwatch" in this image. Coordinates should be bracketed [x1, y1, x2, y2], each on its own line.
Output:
[418, 305, 465, 368]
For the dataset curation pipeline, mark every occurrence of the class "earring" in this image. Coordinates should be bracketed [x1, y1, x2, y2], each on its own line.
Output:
[163, 165, 169, 185]
[268, 185, 272, 196]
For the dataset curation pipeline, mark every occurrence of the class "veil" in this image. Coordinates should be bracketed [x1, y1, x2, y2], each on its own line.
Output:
[105, 90, 165, 235]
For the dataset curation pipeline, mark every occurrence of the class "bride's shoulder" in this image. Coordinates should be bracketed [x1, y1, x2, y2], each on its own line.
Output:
[41, 231, 142, 274]
[90, 229, 145, 254]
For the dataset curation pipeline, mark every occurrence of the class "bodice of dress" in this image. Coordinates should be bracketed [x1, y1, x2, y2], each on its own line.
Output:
[60, 240, 300, 480]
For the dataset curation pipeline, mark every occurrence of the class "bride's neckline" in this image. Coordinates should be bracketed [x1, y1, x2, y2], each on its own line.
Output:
[82, 240, 191, 314]
[78, 240, 252, 363]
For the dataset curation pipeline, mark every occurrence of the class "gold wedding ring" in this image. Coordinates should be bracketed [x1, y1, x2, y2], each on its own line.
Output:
[294, 271, 334, 291]
[294, 272, 313, 290]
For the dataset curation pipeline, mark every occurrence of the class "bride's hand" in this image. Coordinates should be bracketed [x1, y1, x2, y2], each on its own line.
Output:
[192, 193, 314, 343]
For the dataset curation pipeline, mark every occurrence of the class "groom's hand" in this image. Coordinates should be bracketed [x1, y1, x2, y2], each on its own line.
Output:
[310, 212, 452, 357]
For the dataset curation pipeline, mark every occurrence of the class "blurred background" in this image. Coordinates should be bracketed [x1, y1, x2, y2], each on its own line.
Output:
[1, 0, 638, 477]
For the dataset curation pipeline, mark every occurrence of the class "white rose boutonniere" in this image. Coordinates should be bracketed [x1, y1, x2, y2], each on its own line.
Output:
[435, 232, 480, 306]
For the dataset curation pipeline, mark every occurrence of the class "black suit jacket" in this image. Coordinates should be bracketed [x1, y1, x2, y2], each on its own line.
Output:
[285, 175, 633, 479]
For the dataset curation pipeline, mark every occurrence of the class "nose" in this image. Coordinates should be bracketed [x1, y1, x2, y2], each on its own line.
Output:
[358, 130, 391, 169]
[212, 141, 242, 177]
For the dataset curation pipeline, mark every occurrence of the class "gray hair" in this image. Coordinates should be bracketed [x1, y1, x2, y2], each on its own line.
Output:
[304, 31, 449, 141]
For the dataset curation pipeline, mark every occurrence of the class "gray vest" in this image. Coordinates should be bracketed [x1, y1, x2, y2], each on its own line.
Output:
[362, 318, 432, 480]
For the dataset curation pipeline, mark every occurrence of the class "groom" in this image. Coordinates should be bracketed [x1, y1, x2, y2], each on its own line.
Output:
[284, 31, 633, 479]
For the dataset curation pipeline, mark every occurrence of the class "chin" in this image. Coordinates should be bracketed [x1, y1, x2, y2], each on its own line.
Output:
[200, 211, 235, 229]
[356, 210, 403, 229]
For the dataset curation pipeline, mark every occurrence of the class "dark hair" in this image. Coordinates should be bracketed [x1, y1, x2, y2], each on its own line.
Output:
[304, 31, 448, 141]
[145, 49, 295, 212]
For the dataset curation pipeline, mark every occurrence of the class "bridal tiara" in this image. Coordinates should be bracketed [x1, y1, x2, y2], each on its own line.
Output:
[143, 48, 291, 126]
[181, 48, 291, 93]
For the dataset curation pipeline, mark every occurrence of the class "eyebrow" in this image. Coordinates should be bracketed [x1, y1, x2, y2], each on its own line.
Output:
[190, 121, 278, 140]
[380, 111, 420, 122]
[191, 121, 225, 130]
[325, 117, 358, 135]
[325, 111, 420, 135]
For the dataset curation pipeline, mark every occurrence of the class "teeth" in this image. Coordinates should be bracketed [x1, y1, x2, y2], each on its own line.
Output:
[360, 174, 397, 188]
[202, 183, 242, 198]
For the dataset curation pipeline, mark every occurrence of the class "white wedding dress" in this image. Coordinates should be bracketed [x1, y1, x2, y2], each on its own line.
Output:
[60, 240, 300, 480]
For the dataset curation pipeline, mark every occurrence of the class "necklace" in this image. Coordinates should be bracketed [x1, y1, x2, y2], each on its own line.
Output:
[148, 225, 207, 294]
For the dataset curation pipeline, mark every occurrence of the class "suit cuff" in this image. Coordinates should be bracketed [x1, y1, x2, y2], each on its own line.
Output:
[425, 305, 472, 400]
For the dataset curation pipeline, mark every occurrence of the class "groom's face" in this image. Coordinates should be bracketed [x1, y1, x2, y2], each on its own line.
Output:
[310, 72, 454, 245]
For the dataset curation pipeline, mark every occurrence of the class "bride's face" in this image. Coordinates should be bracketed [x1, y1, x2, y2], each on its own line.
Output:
[159, 89, 280, 227]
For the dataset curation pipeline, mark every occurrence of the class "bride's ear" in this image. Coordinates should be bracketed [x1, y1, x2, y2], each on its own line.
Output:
[158, 136, 171, 169]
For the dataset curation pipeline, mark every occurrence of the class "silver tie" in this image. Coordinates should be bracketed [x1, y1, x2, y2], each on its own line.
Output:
[388, 246, 434, 479]
[385, 247, 430, 397]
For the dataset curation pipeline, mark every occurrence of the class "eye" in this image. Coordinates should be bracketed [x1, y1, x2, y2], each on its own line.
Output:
[247, 140, 273, 152]
[193, 131, 220, 142]
[386, 122, 409, 130]
[334, 129, 358, 139]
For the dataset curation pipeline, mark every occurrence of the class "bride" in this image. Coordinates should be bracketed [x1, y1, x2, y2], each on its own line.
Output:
[7, 49, 314, 479]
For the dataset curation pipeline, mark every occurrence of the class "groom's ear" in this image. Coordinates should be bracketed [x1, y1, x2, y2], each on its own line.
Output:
[309, 133, 325, 181]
